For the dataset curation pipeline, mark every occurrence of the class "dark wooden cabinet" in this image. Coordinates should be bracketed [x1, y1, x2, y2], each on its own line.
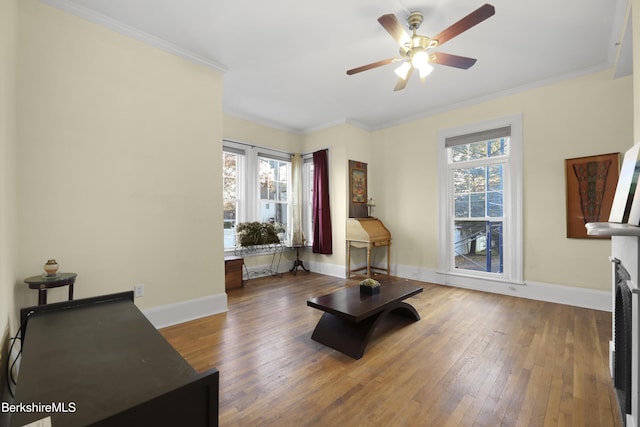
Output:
[11, 292, 219, 427]
[225, 256, 244, 290]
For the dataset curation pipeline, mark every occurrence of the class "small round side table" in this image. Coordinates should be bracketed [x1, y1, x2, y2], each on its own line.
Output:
[24, 272, 77, 305]
[289, 244, 309, 275]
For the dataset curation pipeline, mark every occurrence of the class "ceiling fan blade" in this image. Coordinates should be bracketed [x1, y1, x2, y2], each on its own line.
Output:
[430, 52, 477, 69]
[432, 3, 495, 47]
[378, 14, 412, 47]
[394, 67, 413, 91]
[347, 58, 398, 75]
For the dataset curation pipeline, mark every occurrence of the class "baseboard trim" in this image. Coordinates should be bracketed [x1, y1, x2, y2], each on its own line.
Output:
[518, 280, 611, 312]
[141, 293, 228, 329]
[305, 261, 346, 279]
[392, 263, 612, 312]
[142, 261, 611, 330]
[243, 259, 346, 281]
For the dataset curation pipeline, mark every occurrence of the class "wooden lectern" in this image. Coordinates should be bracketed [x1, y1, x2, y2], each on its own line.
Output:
[346, 218, 391, 278]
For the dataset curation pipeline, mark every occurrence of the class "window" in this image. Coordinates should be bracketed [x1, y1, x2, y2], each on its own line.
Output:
[301, 156, 314, 245]
[438, 116, 522, 283]
[259, 156, 289, 225]
[451, 138, 507, 274]
[223, 147, 244, 248]
[223, 141, 292, 249]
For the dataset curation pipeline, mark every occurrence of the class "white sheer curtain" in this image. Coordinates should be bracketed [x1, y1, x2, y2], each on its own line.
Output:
[291, 154, 305, 245]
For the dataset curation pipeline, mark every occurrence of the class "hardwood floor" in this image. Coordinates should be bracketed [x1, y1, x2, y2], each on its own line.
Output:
[160, 273, 622, 427]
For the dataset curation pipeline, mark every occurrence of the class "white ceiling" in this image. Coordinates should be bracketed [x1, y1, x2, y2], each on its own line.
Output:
[44, 0, 630, 134]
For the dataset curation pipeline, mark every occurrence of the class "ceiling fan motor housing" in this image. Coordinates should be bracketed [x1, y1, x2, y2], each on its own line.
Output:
[407, 11, 423, 30]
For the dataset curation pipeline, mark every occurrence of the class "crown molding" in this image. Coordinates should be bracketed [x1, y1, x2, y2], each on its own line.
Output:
[371, 62, 614, 131]
[38, 0, 227, 73]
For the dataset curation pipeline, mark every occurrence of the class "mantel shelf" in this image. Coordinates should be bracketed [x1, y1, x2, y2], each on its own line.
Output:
[585, 222, 640, 236]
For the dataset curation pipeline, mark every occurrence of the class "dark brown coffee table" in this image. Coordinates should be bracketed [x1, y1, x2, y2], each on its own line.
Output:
[307, 282, 423, 359]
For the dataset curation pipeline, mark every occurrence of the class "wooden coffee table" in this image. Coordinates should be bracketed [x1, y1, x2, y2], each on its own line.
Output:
[307, 282, 423, 359]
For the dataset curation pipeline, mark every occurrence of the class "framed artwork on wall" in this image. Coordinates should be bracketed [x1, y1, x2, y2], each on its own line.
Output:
[349, 160, 368, 218]
[565, 152, 620, 238]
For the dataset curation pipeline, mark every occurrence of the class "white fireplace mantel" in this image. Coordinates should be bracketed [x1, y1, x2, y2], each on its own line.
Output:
[587, 222, 640, 427]
[586, 222, 640, 237]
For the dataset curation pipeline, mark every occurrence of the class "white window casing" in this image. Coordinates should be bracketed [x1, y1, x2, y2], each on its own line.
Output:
[437, 114, 523, 285]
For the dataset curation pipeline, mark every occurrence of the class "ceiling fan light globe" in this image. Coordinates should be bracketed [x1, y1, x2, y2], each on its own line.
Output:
[394, 62, 412, 80]
[411, 50, 430, 70]
[418, 63, 434, 79]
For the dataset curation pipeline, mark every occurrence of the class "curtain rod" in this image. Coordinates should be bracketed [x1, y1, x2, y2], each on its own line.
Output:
[223, 138, 294, 156]
[301, 147, 330, 157]
[224, 138, 330, 158]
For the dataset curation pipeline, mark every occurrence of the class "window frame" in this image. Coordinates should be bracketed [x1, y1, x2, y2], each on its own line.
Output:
[437, 114, 523, 284]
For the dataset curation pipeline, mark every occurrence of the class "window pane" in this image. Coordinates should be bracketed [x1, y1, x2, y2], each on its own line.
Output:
[451, 145, 468, 162]
[469, 167, 486, 192]
[488, 138, 509, 157]
[278, 182, 288, 201]
[487, 191, 503, 217]
[223, 201, 237, 247]
[453, 169, 469, 193]
[487, 164, 504, 217]
[223, 177, 236, 201]
[470, 193, 486, 217]
[259, 159, 272, 199]
[454, 221, 503, 273]
[488, 164, 503, 191]
[455, 194, 469, 218]
[223, 152, 237, 201]
[279, 163, 287, 181]
[468, 141, 487, 160]
[261, 201, 287, 226]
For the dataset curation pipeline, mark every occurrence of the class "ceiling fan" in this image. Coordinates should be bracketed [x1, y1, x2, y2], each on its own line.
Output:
[347, 3, 495, 91]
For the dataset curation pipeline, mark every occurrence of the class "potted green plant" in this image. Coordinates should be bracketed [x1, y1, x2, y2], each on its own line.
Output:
[359, 278, 381, 295]
[236, 222, 283, 247]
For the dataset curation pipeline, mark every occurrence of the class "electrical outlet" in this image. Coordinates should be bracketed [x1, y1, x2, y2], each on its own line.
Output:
[134, 284, 145, 297]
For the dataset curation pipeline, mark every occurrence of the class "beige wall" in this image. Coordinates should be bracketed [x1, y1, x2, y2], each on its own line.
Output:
[371, 70, 633, 291]
[0, 0, 18, 386]
[15, 0, 224, 309]
[224, 114, 302, 152]
[302, 123, 372, 272]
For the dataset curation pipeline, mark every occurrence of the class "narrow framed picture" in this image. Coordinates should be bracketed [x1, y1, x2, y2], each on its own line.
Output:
[349, 160, 368, 218]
